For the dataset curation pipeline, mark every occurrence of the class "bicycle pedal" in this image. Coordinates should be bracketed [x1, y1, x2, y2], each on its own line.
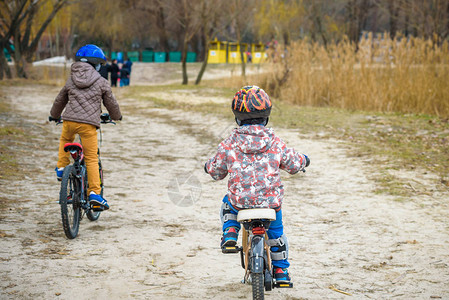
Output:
[91, 204, 105, 212]
[221, 246, 241, 254]
[273, 282, 293, 288]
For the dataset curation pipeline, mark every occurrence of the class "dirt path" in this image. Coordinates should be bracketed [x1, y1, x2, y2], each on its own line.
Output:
[0, 79, 448, 299]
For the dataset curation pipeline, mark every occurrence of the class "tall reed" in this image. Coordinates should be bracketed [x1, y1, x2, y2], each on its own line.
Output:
[265, 34, 449, 117]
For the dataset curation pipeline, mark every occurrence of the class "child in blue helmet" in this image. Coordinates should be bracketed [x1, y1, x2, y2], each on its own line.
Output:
[205, 86, 310, 283]
[50, 44, 122, 209]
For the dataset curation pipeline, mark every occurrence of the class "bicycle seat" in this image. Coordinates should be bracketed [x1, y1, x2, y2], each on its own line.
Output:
[64, 143, 84, 161]
[237, 208, 276, 222]
[64, 142, 83, 153]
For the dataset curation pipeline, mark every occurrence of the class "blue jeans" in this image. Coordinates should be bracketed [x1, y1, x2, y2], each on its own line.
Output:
[120, 78, 129, 86]
[221, 195, 290, 269]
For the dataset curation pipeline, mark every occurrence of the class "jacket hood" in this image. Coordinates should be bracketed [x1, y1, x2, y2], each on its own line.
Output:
[70, 62, 101, 89]
[233, 125, 275, 154]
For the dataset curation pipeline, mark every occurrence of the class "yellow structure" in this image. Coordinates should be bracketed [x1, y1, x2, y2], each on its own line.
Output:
[251, 43, 267, 63]
[207, 39, 227, 64]
[228, 43, 248, 64]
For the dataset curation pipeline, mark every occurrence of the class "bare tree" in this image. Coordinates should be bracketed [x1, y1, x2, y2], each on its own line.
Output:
[0, 0, 28, 79]
[346, 0, 374, 50]
[164, 0, 202, 84]
[73, 0, 126, 58]
[9, 0, 69, 78]
[226, 0, 256, 78]
[195, 0, 227, 85]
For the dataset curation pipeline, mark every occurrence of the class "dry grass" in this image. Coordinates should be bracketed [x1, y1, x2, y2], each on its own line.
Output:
[152, 79, 447, 195]
[259, 34, 449, 118]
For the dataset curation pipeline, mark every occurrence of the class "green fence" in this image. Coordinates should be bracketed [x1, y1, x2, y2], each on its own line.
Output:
[127, 51, 139, 62]
[108, 52, 117, 60]
[106, 50, 196, 63]
[169, 51, 181, 62]
[142, 50, 154, 62]
[154, 52, 166, 63]
[186, 52, 197, 62]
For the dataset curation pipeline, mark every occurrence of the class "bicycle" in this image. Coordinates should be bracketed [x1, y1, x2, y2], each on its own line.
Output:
[49, 113, 115, 239]
[222, 208, 293, 300]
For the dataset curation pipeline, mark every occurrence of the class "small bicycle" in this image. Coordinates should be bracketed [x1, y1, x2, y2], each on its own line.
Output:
[49, 114, 115, 239]
[222, 208, 293, 300]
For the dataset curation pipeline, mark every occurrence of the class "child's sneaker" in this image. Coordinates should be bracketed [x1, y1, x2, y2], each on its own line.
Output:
[89, 192, 109, 210]
[55, 167, 64, 181]
[220, 226, 239, 248]
[274, 268, 291, 283]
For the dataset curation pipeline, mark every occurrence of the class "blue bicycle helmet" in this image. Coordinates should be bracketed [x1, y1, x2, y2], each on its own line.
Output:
[75, 44, 106, 66]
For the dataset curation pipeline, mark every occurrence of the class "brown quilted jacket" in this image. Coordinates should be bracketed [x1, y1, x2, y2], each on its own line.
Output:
[50, 62, 121, 128]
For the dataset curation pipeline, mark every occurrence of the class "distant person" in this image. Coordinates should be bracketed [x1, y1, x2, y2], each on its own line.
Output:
[124, 57, 133, 73]
[119, 65, 130, 87]
[246, 51, 252, 63]
[99, 61, 111, 80]
[124, 57, 133, 84]
[110, 59, 119, 87]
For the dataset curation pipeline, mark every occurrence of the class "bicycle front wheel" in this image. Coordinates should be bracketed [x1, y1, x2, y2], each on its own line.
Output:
[251, 273, 264, 300]
[59, 165, 81, 239]
[86, 160, 103, 221]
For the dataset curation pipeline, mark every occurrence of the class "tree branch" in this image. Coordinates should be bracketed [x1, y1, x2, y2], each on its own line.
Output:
[28, 0, 68, 54]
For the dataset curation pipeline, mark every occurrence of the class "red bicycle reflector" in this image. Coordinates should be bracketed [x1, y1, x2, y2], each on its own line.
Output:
[252, 227, 265, 235]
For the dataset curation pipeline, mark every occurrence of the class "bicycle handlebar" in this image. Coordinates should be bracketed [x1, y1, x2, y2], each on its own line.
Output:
[48, 114, 116, 125]
[49, 116, 62, 124]
[100, 113, 116, 125]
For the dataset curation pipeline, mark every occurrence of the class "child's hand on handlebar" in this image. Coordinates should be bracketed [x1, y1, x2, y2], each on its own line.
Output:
[48, 116, 62, 123]
[101, 113, 122, 123]
[304, 154, 310, 167]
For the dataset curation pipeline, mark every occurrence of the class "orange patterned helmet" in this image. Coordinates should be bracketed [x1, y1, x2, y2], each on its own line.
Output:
[232, 85, 272, 122]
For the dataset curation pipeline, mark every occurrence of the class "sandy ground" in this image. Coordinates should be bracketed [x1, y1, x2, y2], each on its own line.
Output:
[0, 66, 448, 300]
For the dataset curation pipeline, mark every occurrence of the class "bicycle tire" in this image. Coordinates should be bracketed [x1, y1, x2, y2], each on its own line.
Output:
[86, 183, 101, 221]
[60, 165, 80, 239]
[86, 207, 101, 221]
[251, 273, 264, 300]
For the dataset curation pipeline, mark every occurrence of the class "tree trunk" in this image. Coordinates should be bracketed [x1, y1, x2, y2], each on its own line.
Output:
[157, 4, 170, 52]
[389, 1, 400, 39]
[404, 2, 410, 37]
[240, 46, 246, 78]
[13, 32, 27, 79]
[181, 38, 188, 85]
[198, 28, 206, 62]
[56, 23, 60, 56]
[0, 48, 12, 80]
[347, 0, 358, 43]
[195, 52, 208, 85]
[195, 39, 209, 85]
[49, 33, 54, 58]
[445, 0, 449, 40]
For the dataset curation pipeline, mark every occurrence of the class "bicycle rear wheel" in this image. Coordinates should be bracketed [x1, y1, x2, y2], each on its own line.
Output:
[60, 165, 81, 239]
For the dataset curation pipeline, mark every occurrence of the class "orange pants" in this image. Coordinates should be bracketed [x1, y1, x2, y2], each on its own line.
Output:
[57, 121, 101, 195]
